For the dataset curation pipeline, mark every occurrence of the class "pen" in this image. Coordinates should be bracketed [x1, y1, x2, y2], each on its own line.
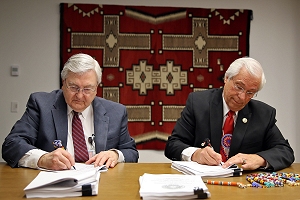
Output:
[201, 138, 213, 149]
[204, 180, 246, 188]
[53, 140, 76, 170]
[201, 138, 226, 166]
[88, 134, 95, 147]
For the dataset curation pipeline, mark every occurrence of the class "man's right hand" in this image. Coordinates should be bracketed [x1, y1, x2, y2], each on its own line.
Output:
[37, 148, 75, 170]
[191, 147, 222, 166]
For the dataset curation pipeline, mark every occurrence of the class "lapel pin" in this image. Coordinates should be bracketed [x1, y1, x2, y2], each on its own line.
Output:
[242, 118, 247, 123]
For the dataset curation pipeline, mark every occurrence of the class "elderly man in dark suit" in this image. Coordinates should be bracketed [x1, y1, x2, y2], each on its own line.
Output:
[2, 53, 138, 170]
[165, 57, 294, 171]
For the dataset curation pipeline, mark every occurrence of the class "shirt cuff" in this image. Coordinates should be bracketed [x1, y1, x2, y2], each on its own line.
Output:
[18, 149, 48, 169]
[181, 147, 199, 161]
[109, 149, 125, 163]
[260, 161, 271, 170]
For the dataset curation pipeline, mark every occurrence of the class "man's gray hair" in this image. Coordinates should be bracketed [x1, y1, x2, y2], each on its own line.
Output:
[225, 57, 266, 91]
[61, 53, 102, 85]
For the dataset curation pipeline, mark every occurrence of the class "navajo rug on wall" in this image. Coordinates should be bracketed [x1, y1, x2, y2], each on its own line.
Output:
[60, 3, 252, 150]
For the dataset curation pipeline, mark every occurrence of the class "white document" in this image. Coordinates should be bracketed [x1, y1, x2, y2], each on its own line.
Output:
[171, 161, 242, 178]
[24, 163, 107, 198]
[71, 162, 108, 172]
[139, 173, 211, 200]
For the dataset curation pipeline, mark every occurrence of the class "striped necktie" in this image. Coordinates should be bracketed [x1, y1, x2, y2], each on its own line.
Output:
[220, 110, 235, 162]
[72, 111, 89, 162]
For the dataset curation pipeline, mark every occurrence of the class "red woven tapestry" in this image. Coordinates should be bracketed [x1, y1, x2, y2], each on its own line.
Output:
[60, 3, 252, 150]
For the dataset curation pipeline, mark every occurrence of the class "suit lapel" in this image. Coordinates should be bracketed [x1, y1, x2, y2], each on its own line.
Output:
[92, 98, 109, 152]
[52, 91, 68, 148]
[229, 104, 252, 157]
[210, 89, 224, 153]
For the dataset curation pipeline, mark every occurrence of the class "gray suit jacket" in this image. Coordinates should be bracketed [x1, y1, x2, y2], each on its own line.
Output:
[165, 88, 294, 171]
[2, 90, 138, 167]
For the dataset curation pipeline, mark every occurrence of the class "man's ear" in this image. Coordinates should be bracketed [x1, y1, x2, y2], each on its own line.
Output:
[224, 76, 229, 84]
[61, 80, 65, 89]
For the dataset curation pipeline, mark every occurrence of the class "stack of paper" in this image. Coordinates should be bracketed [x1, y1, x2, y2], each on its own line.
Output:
[171, 161, 242, 178]
[24, 163, 107, 198]
[139, 173, 211, 199]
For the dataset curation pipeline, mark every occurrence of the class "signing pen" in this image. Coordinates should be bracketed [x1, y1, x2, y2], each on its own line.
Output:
[53, 140, 76, 170]
[201, 138, 213, 149]
[201, 138, 226, 166]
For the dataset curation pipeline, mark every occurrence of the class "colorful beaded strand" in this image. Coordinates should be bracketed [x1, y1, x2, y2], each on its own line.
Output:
[246, 172, 300, 188]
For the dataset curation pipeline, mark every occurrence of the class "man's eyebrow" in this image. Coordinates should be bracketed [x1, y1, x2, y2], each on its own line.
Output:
[67, 82, 77, 86]
[234, 80, 245, 86]
[235, 80, 258, 92]
[68, 82, 95, 88]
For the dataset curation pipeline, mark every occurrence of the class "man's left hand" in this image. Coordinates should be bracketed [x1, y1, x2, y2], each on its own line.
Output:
[222, 153, 266, 170]
[85, 150, 119, 168]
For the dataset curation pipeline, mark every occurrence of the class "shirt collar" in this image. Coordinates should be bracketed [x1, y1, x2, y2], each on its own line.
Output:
[222, 95, 237, 117]
[67, 105, 92, 119]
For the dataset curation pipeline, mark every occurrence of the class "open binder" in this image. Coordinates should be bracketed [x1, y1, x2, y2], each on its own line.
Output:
[24, 163, 107, 198]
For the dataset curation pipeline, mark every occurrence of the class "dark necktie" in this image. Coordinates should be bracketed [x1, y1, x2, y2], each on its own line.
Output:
[72, 111, 89, 162]
[220, 110, 235, 162]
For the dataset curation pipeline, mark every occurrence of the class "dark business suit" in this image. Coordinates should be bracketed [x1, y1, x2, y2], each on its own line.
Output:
[2, 90, 138, 167]
[165, 88, 294, 171]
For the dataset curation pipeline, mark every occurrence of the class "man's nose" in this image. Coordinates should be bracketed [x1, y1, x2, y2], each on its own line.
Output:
[75, 89, 84, 98]
[237, 91, 247, 100]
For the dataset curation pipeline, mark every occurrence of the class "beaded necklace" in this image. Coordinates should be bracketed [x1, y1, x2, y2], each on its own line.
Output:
[245, 172, 300, 188]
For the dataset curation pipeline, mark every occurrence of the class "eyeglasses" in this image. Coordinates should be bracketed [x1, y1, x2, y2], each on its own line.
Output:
[66, 84, 96, 95]
[231, 79, 258, 98]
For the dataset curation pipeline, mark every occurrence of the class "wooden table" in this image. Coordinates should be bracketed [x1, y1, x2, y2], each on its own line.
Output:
[0, 162, 299, 200]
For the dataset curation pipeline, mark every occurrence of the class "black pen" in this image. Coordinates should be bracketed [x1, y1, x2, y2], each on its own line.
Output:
[201, 138, 213, 150]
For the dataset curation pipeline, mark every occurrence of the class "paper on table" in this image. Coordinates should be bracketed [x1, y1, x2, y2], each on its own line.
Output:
[139, 173, 210, 200]
[37, 162, 108, 172]
[171, 161, 242, 178]
[72, 163, 108, 172]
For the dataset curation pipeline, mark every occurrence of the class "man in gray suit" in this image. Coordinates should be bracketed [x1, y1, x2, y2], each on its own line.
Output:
[165, 57, 294, 171]
[2, 53, 138, 170]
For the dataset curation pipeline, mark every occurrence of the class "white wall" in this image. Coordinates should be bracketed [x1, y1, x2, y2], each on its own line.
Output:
[0, 0, 299, 163]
